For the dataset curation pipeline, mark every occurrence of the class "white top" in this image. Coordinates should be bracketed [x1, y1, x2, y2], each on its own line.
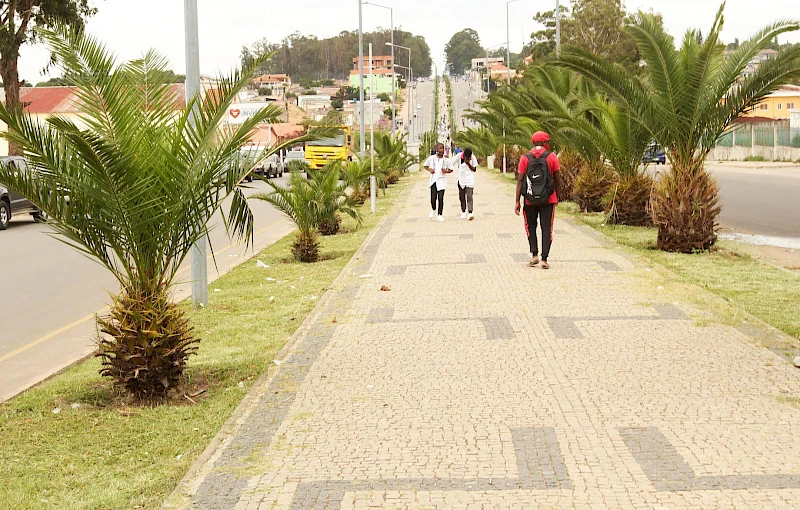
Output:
[424, 154, 453, 191]
[456, 154, 479, 188]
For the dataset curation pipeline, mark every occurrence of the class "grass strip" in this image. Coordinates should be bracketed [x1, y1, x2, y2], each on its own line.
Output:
[0, 180, 407, 510]
[489, 168, 800, 353]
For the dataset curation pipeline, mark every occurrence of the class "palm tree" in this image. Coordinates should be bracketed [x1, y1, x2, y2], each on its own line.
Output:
[255, 171, 322, 262]
[342, 157, 372, 204]
[309, 161, 361, 235]
[0, 27, 297, 398]
[559, 5, 800, 251]
[373, 131, 414, 185]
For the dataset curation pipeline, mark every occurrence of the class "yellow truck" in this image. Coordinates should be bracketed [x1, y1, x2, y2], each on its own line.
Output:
[304, 125, 354, 170]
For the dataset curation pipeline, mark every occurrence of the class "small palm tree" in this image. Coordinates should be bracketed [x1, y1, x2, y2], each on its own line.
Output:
[0, 27, 294, 398]
[373, 131, 414, 183]
[559, 5, 800, 251]
[310, 161, 361, 235]
[256, 171, 322, 262]
[342, 157, 372, 204]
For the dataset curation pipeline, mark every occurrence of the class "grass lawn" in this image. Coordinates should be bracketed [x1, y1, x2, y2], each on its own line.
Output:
[0, 180, 407, 510]
[488, 168, 800, 354]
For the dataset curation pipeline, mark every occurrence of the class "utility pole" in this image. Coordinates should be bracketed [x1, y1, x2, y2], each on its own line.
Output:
[185, 0, 207, 307]
[369, 43, 376, 214]
[358, 1, 366, 155]
[555, 0, 561, 57]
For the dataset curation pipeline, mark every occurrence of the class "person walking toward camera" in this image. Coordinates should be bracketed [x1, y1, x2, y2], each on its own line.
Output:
[515, 131, 561, 269]
[424, 143, 453, 221]
[457, 147, 478, 220]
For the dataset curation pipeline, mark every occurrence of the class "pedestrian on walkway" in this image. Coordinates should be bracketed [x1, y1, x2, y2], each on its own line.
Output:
[514, 131, 561, 269]
[424, 143, 454, 222]
[457, 147, 478, 220]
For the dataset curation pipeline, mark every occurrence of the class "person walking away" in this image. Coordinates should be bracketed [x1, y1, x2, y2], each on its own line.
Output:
[514, 131, 561, 269]
[424, 143, 454, 221]
[457, 147, 478, 220]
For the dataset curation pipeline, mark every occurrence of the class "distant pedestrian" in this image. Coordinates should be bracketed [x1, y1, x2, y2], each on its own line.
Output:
[454, 144, 463, 156]
[424, 143, 454, 222]
[456, 147, 478, 220]
[515, 131, 561, 269]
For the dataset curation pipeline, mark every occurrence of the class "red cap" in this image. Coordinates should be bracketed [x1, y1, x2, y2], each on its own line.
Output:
[531, 131, 550, 144]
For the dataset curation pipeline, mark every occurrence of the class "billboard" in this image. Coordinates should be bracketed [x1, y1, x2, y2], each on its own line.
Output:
[227, 102, 272, 125]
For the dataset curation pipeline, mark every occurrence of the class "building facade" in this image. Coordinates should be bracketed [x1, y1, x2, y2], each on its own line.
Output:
[349, 55, 396, 95]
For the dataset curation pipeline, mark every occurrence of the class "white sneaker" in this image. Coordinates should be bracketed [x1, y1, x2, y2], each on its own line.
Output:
[460, 212, 467, 219]
[437, 215, 445, 222]
[429, 210, 435, 219]
[468, 213, 474, 221]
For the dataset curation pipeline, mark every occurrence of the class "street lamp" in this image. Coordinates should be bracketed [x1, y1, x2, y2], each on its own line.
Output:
[394, 60, 413, 142]
[357, 1, 367, 156]
[507, 0, 521, 85]
[556, 0, 561, 57]
[184, 0, 207, 307]
[485, 42, 508, 172]
[387, 41, 411, 139]
[363, 2, 396, 136]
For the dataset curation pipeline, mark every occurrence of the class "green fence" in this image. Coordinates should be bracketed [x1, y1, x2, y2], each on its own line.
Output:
[719, 125, 800, 149]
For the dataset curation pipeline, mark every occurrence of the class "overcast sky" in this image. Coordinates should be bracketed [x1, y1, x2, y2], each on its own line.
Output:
[16, 0, 800, 84]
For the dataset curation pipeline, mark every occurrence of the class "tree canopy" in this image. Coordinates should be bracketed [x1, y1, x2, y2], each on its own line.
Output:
[0, 0, 95, 153]
[241, 29, 432, 80]
[445, 28, 483, 75]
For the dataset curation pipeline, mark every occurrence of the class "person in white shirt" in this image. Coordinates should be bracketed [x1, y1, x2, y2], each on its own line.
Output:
[456, 147, 478, 220]
[423, 143, 454, 221]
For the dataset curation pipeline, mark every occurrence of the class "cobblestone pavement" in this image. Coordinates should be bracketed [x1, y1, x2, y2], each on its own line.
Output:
[167, 172, 800, 509]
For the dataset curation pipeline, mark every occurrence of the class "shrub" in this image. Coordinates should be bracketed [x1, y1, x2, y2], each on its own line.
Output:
[573, 162, 617, 213]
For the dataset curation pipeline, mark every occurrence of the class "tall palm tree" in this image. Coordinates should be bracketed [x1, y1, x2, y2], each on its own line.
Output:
[559, 4, 800, 251]
[0, 27, 297, 398]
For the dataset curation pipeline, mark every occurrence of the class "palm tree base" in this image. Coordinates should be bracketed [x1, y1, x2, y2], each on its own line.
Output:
[319, 214, 341, 236]
[652, 168, 720, 253]
[574, 163, 617, 213]
[97, 288, 197, 399]
[604, 173, 653, 227]
[292, 231, 320, 262]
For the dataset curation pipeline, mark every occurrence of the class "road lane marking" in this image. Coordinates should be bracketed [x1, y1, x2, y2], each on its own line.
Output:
[1, 218, 291, 364]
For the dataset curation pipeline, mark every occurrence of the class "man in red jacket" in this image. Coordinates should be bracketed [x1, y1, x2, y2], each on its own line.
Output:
[514, 131, 562, 269]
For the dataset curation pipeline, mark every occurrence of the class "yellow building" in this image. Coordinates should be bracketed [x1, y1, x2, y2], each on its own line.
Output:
[746, 86, 800, 120]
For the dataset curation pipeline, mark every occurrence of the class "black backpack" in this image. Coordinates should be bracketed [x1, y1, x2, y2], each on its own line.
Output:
[523, 150, 554, 206]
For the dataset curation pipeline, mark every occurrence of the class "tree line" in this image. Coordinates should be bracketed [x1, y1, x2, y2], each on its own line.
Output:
[240, 29, 433, 82]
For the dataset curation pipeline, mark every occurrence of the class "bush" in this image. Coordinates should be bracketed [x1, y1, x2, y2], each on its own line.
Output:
[603, 173, 654, 227]
[493, 144, 526, 172]
[555, 149, 585, 202]
[573, 162, 617, 213]
[302, 89, 317, 95]
[257, 87, 270, 96]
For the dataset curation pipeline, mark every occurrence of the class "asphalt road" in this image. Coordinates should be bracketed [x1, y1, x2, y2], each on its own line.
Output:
[0, 176, 295, 402]
[649, 162, 800, 239]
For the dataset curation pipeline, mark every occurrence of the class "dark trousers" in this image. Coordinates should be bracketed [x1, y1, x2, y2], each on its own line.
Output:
[430, 184, 444, 215]
[458, 184, 474, 213]
[523, 203, 555, 260]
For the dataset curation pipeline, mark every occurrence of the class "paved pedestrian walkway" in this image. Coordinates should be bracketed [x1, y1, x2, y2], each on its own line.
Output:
[167, 172, 800, 509]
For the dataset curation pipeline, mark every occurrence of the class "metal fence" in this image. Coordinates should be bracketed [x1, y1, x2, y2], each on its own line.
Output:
[718, 125, 800, 148]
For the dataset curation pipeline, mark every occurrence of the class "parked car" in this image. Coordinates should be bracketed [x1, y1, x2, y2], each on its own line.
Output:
[0, 156, 47, 230]
[642, 143, 666, 165]
[263, 153, 284, 178]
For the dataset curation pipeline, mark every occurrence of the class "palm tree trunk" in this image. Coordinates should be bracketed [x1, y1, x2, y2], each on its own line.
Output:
[652, 161, 721, 252]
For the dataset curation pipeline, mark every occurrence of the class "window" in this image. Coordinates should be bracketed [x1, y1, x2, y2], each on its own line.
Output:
[788, 103, 795, 109]
[778, 103, 783, 110]
[760, 103, 768, 110]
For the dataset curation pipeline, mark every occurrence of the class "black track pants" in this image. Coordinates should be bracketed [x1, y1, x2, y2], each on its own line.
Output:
[523, 203, 555, 260]
[430, 184, 445, 215]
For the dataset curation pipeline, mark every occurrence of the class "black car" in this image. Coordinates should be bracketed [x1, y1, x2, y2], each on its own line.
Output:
[0, 156, 47, 230]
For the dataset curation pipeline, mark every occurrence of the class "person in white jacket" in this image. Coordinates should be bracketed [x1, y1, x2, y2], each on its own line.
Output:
[456, 147, 478, 220]
[423, 143, 454, 221]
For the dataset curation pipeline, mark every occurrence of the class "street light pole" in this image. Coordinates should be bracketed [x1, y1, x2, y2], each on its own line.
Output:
[185, 0, 207, 307]
[369, 43, 376, 214]
[507, 0, 520, 85]
[555, 0, 561, 57]
[364, 2, 395, 137]
[358, 1, 366, 155]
